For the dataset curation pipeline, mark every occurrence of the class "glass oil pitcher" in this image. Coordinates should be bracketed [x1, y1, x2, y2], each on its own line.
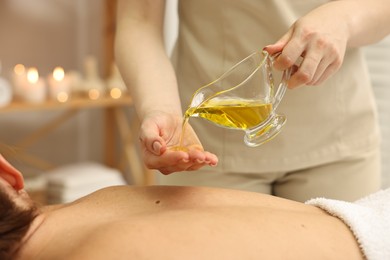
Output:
[183, 50, 291, 147]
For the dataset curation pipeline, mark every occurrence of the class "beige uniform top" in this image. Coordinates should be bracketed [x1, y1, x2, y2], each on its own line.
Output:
[172, 0, 380, 173]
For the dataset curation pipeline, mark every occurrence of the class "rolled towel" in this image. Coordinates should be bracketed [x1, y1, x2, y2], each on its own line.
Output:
[306, 188, 390, 260]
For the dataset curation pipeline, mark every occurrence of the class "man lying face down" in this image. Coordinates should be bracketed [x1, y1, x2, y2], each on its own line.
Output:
[0, 154, 38, 259]
[0, 184, 37, 258]
[1, 154, 388, 260]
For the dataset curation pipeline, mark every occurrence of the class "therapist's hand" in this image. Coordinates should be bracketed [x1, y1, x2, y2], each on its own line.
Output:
[139, 111, 218, 175]
[264, 1, 349, 89]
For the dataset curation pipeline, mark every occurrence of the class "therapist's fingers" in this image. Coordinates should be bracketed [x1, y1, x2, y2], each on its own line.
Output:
[265, 29, 309, 88]
[143, 147, 218, 174]
[287, 46, 324, 88]
[159, 160, 203, 174]
[143, 149, 189, 172]
[267, 35, 344, 88]
[202, 151, 218, 166]
[185, 152, 218, 171]
[178, 147, 215, 165]
[263, 41, 285, 56]
[310, 62, 340, 86]
[272, 30, 305, 72]
[143, 146, 204, 173]
[159, 159, 215, 174]
[309, 47, 343, 85]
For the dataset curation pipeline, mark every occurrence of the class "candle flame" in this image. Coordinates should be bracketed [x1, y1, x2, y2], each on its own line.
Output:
[27, 67, 39, 84]
[57, 92, 69, 103]
[53, 67, 65, 81]
[14, 64, 25, 75]
[110, 87, 122, 99]
[88, 89, 100, 100]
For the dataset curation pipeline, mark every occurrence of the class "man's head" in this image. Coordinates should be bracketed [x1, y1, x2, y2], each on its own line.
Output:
[0, 154, 38, 259]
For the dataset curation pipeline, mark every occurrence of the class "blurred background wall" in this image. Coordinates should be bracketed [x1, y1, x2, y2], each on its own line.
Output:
[0, 0, 106, 174]
[364, 36, 390, 189]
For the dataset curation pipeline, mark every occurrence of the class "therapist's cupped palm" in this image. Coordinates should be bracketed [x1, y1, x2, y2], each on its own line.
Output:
[139, 111, 218, 175]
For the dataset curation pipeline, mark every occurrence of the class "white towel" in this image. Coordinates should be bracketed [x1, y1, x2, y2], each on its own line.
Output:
[45, 162, 127, 203]
[46, 162, 126, 189]
[306, 189, 390, 260]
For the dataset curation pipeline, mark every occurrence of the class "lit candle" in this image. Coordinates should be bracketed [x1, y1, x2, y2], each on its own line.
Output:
[23, 67, 46, 103]
[11, 64, 27, 101]
[109, 87, 122, 99]
[66, 70, 82, 95]
[0, 60, 12, 107]
[0, 77, 12, 107]
[106, 63, 127, 99]
[48, 66, 70, 102]
[88, 88, 101, 100]
[81, 56, 105, 99]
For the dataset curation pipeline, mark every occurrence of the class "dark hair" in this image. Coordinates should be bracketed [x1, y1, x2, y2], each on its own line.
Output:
[0, 188, 38, 259]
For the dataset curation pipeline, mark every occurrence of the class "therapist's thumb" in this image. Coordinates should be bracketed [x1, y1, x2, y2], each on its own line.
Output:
[140, 135, 165, 156]
[139, 121, 166, 156]
[263, 42, 284, 55]
[151, 140, 164, 155]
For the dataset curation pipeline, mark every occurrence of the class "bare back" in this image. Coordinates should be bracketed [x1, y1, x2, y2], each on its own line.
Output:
[19, 186, 363, 260]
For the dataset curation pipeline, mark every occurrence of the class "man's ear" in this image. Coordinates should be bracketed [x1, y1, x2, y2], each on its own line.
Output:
[0, 154, 24, 190]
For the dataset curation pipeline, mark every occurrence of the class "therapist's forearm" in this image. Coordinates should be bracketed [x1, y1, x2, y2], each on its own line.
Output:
[115, 0, 182, 119]
[338, 0, 390, 47]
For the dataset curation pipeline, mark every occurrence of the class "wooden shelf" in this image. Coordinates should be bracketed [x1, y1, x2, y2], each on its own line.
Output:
[0, 94, 133, 113]
[1, 93, 155, 186]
